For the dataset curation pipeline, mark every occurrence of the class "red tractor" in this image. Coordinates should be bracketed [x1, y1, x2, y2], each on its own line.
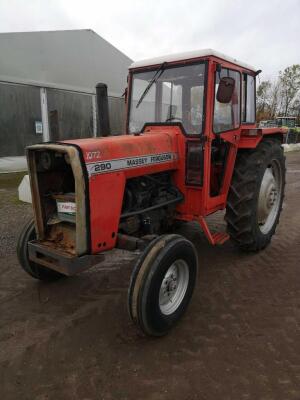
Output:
[18, 49, 286, 336]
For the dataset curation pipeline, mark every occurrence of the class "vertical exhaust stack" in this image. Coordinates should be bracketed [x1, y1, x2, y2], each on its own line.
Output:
[96, 83, 111, 137]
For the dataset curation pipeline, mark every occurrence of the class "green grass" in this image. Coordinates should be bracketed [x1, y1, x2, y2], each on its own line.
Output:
[0, 172, 26, 189]
[0, 172, 29, 207]
[0, 187, 31, 207]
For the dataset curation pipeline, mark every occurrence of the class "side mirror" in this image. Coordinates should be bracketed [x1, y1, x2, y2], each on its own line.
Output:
[216, 77, 235, 103]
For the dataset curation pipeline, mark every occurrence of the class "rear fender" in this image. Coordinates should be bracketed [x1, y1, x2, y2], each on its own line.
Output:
[238, 128, 287, 149]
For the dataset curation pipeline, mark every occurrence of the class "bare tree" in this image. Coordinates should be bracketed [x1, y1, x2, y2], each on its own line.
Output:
[256, 65, 300, 121]
[278, 64, 300, 116]
[269, 80, 281, 119]
[290, 98, 300, 120]
[257, 80, 272, 120]
[256, 80, 280, 121]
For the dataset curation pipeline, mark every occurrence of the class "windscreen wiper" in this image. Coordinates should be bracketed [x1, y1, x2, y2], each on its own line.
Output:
[136, 62, 167, 108]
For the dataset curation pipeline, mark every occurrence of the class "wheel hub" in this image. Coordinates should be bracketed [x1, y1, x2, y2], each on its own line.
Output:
[163, 271, 177, 295]
[159, 260, 189, 315]
[257, 162, 282, 234]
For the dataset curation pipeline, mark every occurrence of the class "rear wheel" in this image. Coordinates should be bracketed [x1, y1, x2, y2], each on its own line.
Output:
[17, 219, 64, 281]
[225, 139, 285, 251]
[128, 234, 198, 336]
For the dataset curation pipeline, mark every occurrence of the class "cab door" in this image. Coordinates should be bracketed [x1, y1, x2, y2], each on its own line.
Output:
[203, 64, 242, 214]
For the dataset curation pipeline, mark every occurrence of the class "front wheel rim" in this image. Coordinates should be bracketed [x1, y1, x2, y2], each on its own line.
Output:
[159, 260, 189, 315]
[257, 160, 283, 234]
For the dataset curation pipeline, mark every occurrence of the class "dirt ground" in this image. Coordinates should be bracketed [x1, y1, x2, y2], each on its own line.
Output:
[0, 152, 299, 400]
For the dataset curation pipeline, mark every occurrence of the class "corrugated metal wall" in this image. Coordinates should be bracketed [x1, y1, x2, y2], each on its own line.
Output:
[0, 83, 43, 156]
[0, 82, 126, 157]
[47, 89, 94, 140]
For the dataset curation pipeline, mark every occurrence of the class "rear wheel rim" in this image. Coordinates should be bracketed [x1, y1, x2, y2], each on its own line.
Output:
[257, 160, 282, 234]
[159, 260, 189, 315]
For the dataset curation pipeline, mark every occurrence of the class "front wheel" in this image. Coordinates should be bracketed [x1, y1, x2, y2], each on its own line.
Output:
[128, 234, 198, 336]
[17, 219, 65, 281]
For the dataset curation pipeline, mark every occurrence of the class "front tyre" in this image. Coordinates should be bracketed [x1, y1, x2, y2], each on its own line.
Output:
[17, 219, 65, 281]
[128, 234, 198, 336]
[225, 139, 286, 251]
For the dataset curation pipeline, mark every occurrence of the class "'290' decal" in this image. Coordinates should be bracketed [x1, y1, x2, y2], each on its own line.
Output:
[86, 153, 177, 177]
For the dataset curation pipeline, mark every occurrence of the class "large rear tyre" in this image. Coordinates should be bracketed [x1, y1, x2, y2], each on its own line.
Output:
[128, 234, 198, 336]
[225, 139, 286, 252]
[17, 219, 65, 281]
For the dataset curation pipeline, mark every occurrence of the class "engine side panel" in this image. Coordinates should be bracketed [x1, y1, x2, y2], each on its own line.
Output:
[89, 172, 126, 252]
[64, 131, 180, 253]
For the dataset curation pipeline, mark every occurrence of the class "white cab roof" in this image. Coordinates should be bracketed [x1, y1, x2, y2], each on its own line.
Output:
[130, 48, 256, 72]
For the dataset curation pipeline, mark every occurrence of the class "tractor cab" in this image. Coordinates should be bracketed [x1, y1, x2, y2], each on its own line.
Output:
[276, 116, 296, 128]
[126, 49, 259, 213]
[275, 116, 299, 142]
[127, 49, 257, 136]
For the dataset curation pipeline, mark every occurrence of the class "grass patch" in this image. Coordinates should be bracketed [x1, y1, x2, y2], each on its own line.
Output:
[0, 172, 26, 189]
[0, 189, 30, 207]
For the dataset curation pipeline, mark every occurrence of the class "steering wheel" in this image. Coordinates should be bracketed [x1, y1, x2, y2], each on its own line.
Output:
[165, 116, 183, 122]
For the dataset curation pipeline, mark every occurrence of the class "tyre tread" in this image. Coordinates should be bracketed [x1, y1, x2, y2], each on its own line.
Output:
[225, 139, 286, 252]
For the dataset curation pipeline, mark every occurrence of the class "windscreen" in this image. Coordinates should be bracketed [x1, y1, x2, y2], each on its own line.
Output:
[129, 62, 206, 135]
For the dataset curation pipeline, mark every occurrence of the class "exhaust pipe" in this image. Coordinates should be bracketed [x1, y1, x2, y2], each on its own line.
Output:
[96, 83, 111, 137]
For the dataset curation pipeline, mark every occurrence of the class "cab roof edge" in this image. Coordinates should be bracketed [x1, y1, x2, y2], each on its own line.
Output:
[129, 48, 256, 72]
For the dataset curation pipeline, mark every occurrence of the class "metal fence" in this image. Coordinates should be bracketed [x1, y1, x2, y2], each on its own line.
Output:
[0, 81, 125, 157]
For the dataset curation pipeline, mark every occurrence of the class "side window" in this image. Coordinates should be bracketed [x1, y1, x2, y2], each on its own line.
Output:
[213, 68, 240, 133]
[242, 74, 255, 123]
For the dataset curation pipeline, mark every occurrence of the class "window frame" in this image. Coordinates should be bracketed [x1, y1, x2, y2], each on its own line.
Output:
[212, 67, 242, 135]
[126, 60, 208, 137]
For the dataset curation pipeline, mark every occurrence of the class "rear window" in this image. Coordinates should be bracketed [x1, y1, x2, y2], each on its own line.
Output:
[242, 74, 255, 123]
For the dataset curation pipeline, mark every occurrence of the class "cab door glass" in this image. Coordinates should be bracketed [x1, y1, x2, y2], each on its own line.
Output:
[213, 68, 241, 133]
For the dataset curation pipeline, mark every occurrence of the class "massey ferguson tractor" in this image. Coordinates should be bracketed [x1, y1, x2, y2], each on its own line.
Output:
[18, 49, 286, 336]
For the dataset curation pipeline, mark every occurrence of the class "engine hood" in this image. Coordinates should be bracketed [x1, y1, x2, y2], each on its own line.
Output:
[61, 129, 179, 178]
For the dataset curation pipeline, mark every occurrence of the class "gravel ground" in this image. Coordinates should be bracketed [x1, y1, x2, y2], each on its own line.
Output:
[0, 173, 32, 258]
[0, 152, 299, 400]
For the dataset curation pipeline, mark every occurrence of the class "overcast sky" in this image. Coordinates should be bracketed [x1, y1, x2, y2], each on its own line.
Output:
[0, 0, 299, 80]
